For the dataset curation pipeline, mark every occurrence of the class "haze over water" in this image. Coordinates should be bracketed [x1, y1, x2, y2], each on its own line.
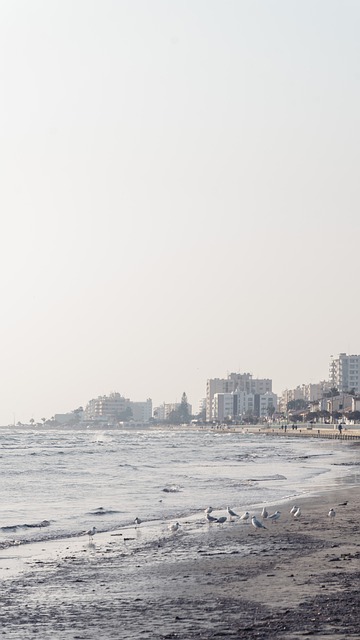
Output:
[1, 1, 359, 425]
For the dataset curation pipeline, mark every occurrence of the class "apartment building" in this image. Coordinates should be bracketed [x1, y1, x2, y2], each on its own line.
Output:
[84, 392, 129, 422]
[280, 381, 330, 412]
[212, 390, 277, 421]
[206, 372, 273, 421]
[84, 392, 153, 423]
[130, 399, 153, 422]
[213, 391, 255, 422]
[329, 353, 360, 394]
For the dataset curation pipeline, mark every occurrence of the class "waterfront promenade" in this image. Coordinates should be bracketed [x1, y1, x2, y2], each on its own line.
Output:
[226, 423, 360, 441]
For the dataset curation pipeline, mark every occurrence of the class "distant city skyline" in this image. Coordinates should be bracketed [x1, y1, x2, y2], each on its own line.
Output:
[1, 1, 359, 425]
[5, 351, 359, 426]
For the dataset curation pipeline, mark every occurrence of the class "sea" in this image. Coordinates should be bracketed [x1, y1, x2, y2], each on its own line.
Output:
[0, 426, 358, 550]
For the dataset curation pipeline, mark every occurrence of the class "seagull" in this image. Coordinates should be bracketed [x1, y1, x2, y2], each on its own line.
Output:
[290, 505, 298, 515]
[85, 526, 96, 541]
[217, 516, 227, 524]
[261, 507, 268, 519]
[134, 517, 142, 528]
[227, 506, 239, 520]
[240, 511, 250, 523]
[168, 522, 180, 532]
[205, 513, 218, 523]
[204, 507, 213, 515]
[268, 510, 281, 523]
[328, 508, 336, 522]
[251, 516, 267, 530]
[293, 508, 301, 519]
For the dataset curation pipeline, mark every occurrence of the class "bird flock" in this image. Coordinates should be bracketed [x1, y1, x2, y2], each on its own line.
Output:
[83, 505, 338, 542]
[200, 504, 338, 532]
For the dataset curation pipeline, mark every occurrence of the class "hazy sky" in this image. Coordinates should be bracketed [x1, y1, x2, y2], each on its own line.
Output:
[1, 1, 359, 424]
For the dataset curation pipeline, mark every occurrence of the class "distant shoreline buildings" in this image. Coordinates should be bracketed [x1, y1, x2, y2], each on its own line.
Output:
[16, 352, 360, 427]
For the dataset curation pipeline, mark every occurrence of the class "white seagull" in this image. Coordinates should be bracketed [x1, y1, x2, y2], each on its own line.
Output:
[251, 516, 267, 530]
[328, 508, 336, 522]
[168, 522, 180, 532]
[85, 526, 97, 541]
[290, 505, 298, 515]
[227, 506, 239, 520]
[134, 517, 142, 528]
[204, 507, 213, 515]
[268, 510, 281, 523]
[293, 508, 301, 519]
[261, 507, 268, 519]
[240, 511, 250, 523]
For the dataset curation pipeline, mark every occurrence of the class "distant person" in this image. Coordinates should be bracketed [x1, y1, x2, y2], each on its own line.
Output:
[338, 424, 343, 435]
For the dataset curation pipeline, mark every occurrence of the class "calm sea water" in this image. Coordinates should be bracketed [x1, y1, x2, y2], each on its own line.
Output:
[0, 427, 357, 549]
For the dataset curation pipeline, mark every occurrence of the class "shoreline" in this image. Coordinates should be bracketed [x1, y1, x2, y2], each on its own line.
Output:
[1, 481, 360, 638]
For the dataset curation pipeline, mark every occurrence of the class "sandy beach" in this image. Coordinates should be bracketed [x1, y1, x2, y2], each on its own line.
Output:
[1, 458, 359, 640]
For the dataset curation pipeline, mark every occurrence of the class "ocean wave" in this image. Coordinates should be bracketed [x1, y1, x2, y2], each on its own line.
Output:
[247, 474, 287, 482]
[87, 507, 121, 516]
[0, 520, 51, 532]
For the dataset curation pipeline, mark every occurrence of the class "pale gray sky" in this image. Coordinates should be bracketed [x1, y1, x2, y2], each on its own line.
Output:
[1, 0, 359, 424]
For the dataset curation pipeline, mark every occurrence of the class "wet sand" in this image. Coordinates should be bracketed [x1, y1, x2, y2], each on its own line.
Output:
[1, 482, 360, 638]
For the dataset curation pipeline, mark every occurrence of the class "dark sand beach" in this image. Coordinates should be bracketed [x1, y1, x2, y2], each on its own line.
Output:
[1, 469, 359, 638]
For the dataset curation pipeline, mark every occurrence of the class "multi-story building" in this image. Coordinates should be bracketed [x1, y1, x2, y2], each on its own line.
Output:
[213, 391, 255, 422]
[84, 392, 129, 422]
[129, 399, 153, 423]
[329, 353, 360, 394]
[212, 390, 277, 422]
[280, 381, 330, 413]
[84, 392, 153, 423]
[206, 372, 272, 421]
[258, 391, 278, 418]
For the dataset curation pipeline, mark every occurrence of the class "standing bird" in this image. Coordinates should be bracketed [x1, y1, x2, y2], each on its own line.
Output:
[205, 512, 218, 523]
[268, 510, 281, 523]
[293, 508, 301, 519]
[251, 516, 267, 530]
[240, 511, 250, 523]
[261, 507, 268, 519]
[290, 505, 298, 515]
[168, 522, 180, 532]
[328, 508, 336, 522]
[85, 526, 96, 541]
[134, 517, 142, 528]
[227, 506, 239, 521]
[204, 506, 213, 515]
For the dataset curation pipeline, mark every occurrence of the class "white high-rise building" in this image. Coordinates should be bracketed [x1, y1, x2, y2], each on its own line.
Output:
[212, 390, 277, 422]
[206, 372, 273, 421]
[329, 353, 360, 394]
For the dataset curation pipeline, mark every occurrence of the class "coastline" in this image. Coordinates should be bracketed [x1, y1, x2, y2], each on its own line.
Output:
[1, 480, 359, 638]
